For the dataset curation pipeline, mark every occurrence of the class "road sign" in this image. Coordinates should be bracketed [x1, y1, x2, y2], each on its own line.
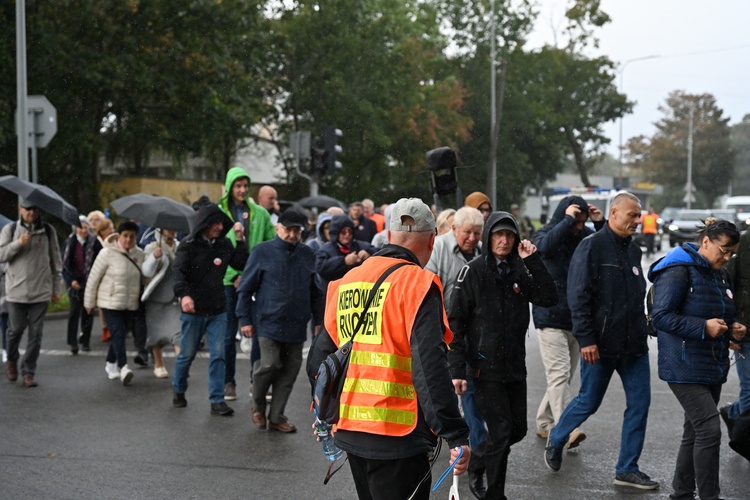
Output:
[15, 95, 57, 148]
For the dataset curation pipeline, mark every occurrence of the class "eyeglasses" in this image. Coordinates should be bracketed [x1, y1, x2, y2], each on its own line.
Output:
[711, 239, 735, 258]
[339, 228, 353, 235]
[478, 207, 492, 214]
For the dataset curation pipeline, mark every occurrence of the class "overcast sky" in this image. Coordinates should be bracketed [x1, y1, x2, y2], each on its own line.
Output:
[527, 0, 750, 157]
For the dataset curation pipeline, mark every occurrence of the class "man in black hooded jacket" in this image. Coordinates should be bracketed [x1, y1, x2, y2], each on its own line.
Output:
[449, 211, 557, 500]
[172, 203, 248, 416]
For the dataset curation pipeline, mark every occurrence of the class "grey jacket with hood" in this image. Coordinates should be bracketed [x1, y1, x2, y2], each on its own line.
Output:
[448, 212, 557, 382]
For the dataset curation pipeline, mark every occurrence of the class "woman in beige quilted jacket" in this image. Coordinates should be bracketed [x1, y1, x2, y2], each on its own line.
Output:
[84, 221, 156, 385]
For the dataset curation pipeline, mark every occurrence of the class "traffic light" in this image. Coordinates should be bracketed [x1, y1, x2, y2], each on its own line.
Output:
[323, 125, 343, 176]
[426, 147, 458, 196]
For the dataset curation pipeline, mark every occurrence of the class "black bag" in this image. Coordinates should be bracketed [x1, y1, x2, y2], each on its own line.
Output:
[312, 262, 408, 425]
[729, 408, 750, 462]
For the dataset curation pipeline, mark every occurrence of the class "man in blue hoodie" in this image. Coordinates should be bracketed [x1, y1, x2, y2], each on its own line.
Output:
[237, 209, 325, 432]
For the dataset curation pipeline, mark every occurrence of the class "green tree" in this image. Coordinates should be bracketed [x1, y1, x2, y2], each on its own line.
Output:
[1, 0, 269, 211]
[730, 114, 750, 195]
[267, 0, 473, 202]
[638, 91, 733, 208]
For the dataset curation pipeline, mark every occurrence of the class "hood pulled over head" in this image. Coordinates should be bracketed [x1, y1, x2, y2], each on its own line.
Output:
[482, 211, 520, 259]
[328, 214, 355, 242]
[189, 203, 232, 240]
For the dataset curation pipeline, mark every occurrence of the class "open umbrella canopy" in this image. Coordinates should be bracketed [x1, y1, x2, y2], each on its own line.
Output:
[0, 213, 12, 230]
[110, 194, 195, 233]
[0, 175, 81, 227]
[296, 195, 346, 210]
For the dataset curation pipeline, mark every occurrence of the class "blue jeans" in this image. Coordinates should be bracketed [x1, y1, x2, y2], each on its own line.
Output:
[103, 309, 135, 368]
[463, 379, 489, 449]
[173, 312, 227, 403]
[726, 342, 750, 420]
[549, 354, 651, 474]
[224, 286, 238, 386]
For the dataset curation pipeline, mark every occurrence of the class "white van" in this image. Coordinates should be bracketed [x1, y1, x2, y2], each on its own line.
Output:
[723, 196, 750, 230]
[546, 188, 626, 223]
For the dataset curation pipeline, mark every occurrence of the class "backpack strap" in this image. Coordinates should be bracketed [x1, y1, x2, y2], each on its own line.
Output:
[348, 261, 410, 344]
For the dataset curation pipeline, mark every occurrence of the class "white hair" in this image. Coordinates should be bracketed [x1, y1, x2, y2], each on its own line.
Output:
[453, 206, 484, 228]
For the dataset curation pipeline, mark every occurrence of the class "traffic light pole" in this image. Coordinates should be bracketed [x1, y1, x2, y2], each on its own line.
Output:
[16, 0, 29, 183]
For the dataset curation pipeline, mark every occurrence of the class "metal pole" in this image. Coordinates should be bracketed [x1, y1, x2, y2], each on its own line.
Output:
[31, 108, 38, 183]
[686, 102, 695, 210]
[488, 0, 497, 209]
[16, 0, 29, 182]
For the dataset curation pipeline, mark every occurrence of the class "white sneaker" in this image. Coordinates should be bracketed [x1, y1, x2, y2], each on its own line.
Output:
[2, 349, 7, 363]
[105, 362, 120, 380]
[120, 364, 134, 385]
[153, 366, 169, 379]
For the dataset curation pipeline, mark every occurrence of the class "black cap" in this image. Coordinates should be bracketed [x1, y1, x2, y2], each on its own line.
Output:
[278, 209, 307, 228]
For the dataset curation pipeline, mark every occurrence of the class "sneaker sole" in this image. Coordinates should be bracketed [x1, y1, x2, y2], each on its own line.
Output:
[121, 372, 134, 385]
[566, 431, 586, 450]
[613, 479, 659, 490]
[225, 395, 237, 401]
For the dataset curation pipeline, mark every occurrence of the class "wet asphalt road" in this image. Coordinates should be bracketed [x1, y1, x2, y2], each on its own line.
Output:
[2, 249, 750, 499]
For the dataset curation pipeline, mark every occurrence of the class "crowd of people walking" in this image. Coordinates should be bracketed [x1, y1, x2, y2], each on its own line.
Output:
[2, 167, 750, 500]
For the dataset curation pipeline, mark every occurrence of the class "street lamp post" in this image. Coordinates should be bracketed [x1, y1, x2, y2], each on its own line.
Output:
[617, 55, 661, 179]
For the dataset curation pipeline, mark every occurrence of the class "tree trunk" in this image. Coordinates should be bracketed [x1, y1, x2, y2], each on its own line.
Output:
[564, 126, 592, 187]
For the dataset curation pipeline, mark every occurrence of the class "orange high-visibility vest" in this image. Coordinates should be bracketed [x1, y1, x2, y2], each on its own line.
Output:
[641, 213, 658, 234]
[324, 256, 452, 437]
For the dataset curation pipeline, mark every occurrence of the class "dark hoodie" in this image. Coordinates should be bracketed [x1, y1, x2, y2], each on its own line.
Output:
[532, 195, 605, 331]
[315, 214, 377, 292]
[448, 212, 557, 381]
[172, 203, 249, 316]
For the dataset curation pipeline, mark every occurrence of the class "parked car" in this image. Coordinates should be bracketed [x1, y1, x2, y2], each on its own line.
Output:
[667, 209, 711, 247]
[710, 208, 739, 226]
[723, 196, 750, 231]
[660, 207, 681, 224]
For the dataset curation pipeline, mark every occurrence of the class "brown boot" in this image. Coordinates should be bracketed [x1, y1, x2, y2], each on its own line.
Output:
[5, 361, 18, 382]
[101, 326, 111, 342]
[22, 374, 38, 387]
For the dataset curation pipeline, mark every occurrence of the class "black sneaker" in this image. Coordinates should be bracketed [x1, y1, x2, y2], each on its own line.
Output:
[211, 402, 234, 416]
[544, 437, 563, 472]
[133, 352, 148, 367]
[719, 404, 734, 438]
[173, 392, 187, 408]
[613, 471, 659, 490]
[81, 344, 90, 352]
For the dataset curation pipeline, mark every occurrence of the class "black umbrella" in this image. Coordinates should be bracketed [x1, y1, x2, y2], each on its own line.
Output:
[296, 195, 346, 210]
[0, 175, 81, 227]
[0, 213, 12, 230]
[110, 193, 195, 233]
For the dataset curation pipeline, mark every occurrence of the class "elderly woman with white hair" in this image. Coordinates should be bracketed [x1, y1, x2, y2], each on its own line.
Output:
[142, 228, 181, 378]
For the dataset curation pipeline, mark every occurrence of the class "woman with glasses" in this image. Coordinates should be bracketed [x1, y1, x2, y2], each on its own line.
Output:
[648, 218, 746, 500]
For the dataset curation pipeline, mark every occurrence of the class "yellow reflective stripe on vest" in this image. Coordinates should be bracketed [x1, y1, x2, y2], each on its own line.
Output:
[340, 404, 416, 426]
[350, 350, 412, 372]
[343, 378, 415, 400]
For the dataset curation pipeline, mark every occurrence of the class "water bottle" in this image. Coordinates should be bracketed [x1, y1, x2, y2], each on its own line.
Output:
[315, 419, 343, 462]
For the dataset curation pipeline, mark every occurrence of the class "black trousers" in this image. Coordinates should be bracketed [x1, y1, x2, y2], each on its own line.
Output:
[348, 452, 431, 500]
[473, 378, 528, 500]
[67, 289, 93, 348]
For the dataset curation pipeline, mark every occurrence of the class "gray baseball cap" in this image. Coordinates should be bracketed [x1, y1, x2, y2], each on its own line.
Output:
[389, 198, 436, 233]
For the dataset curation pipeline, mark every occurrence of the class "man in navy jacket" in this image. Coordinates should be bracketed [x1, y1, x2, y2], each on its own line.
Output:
[237, 209, 325, 433]
[544, 192, 659, 491]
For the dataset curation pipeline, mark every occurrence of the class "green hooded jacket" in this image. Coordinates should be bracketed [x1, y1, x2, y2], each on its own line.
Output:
[218, 167, 276, 286]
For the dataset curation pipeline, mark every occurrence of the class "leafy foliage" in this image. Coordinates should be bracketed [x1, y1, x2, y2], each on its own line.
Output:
[634, 91, 733, 208]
